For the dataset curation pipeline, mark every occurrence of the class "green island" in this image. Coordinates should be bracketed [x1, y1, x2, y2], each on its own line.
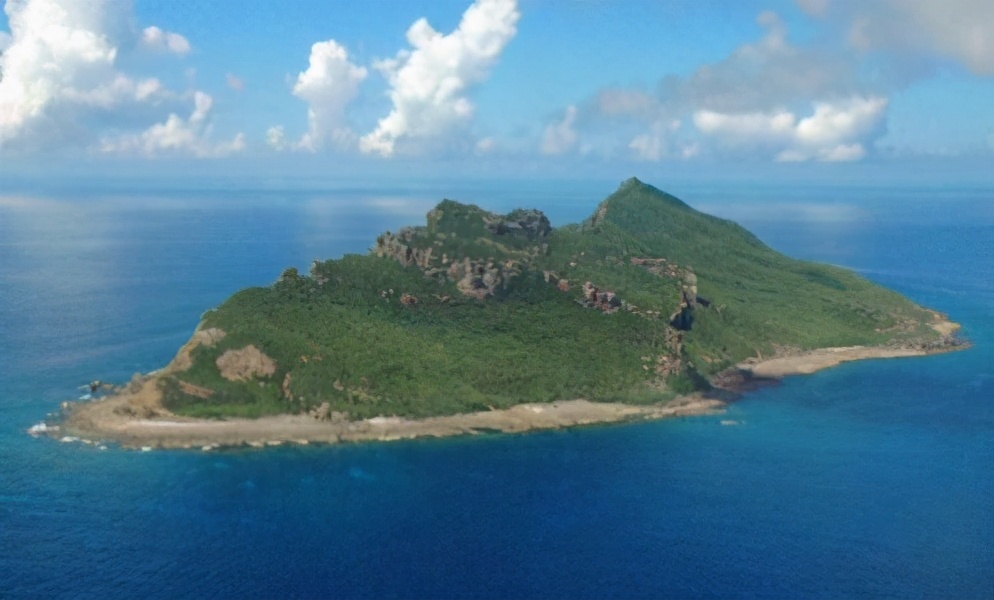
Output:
[55, 178, 964, 449]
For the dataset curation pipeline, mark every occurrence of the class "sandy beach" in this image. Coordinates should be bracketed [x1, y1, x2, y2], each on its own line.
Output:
[738, 345, 928, 378]
[57, 391, 725, 449]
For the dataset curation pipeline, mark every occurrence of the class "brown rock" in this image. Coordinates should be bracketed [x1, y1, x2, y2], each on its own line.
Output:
[216, 345, 277, 382]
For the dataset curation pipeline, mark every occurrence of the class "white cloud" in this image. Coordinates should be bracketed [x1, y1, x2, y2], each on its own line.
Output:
[794, 96, 888, 145]
[0, 0, 240, 155]
[98, 91, 245, 157]
[360, 0, 520, 157]
[1, 0, 119, 146]
[816, 143, 865, 162]
[475, 136, 495, 154]
[628, 132, 661, 161]
[693, 95, 887, 162]
[627, 120, 683, 161]
[291, 40, 367, 152]
[135, 78, 163, 101]
[140, 25, 191, 56]
[694, 110, 797, 139]
[540, 105, 578, 155]
[266, 125, 287, 150]
[0, 30, 11, 51]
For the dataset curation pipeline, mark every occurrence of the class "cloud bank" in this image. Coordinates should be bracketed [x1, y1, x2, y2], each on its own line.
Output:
[694, 96, 888, 162]
[804, 0, 994, 76]
[98, 91, 246, 157]
[565, 10, 886, 163]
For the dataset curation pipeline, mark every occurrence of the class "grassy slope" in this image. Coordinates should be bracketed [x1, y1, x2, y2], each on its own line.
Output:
[163, 178, 939, 419]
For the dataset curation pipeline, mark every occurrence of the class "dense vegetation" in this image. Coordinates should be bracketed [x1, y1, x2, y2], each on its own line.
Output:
[162, 178, 942, 419]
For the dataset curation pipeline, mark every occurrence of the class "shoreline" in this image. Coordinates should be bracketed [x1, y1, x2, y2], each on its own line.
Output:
[712, 337, 967, 392]
[55, 394, 726, 450]
[42, 333, 967, 451]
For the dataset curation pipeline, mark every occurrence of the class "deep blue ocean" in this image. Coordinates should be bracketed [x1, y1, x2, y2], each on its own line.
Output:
[1, 179, 992, 599]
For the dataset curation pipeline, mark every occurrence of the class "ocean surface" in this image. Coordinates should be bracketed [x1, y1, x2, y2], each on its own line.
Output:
[1, 179, 992, 599]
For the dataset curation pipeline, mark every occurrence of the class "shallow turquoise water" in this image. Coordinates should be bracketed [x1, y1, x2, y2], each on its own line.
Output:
[1, 181, 991, 599]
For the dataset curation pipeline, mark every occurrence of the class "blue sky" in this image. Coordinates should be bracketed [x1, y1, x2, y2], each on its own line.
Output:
[1, 0, 992, 184]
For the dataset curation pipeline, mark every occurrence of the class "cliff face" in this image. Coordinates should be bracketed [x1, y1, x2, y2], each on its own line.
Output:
[151, 178, 957, 420]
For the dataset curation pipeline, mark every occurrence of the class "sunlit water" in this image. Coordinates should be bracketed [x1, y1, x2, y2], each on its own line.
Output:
[1, 180, 991, 599]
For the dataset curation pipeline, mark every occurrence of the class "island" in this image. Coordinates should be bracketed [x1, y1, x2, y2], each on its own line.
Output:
[48, 178, 965, 449]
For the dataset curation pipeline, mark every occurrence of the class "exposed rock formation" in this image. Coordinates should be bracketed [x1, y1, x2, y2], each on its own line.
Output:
[216, 345, 277, 382]
[374, 228, 435, 268]
[483, 208, 552, 239]
[448, 257, 505, 299]
[579, 281, 624, 313]
[167, 327, 226, 372]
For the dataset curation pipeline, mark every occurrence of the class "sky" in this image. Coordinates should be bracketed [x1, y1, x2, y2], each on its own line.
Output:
[0, 0, 992, 185]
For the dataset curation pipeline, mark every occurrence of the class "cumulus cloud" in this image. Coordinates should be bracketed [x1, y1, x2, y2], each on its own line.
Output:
[99, 91, 245, 157]
[291, 40, 367, 152]
[359, 0, 519, 157]
[265, 125, 287, 150]
[140, 25, 191, 56]
[0, 0, 239, 155]
[540, 105, 579, 156]
[693, 96, 888, 162]
[267, 40, 366, 152]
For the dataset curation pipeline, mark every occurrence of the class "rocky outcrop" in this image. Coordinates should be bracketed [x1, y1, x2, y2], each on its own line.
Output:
[374, 228, 434, 268]
[177, 380, 215, 399]
[216, 345, 277, 382]
[484, 209, 552, 240]
[448, 257, 504, 300]
[281, 373, 293, 401]
[894, 334, 967, 352]
[682, 271, 697, 305]
[630, 258, 701, 330]
[308, 402, 348, 422]
[579, 281, 624, 313]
